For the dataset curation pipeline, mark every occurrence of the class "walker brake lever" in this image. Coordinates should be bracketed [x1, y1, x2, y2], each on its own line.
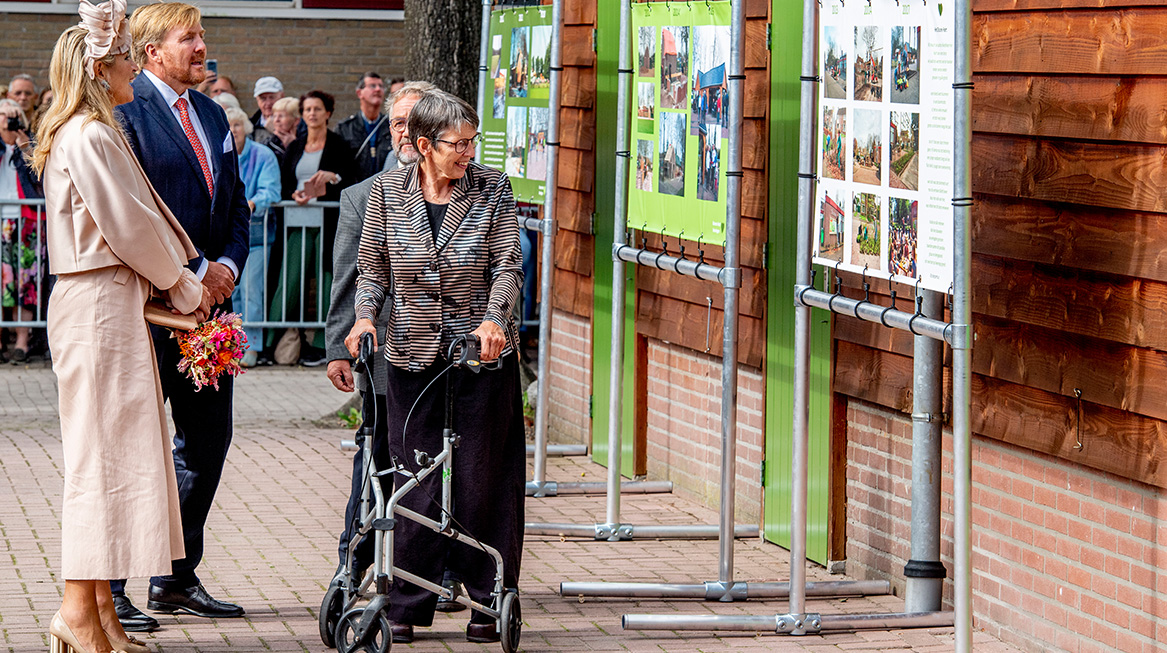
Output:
[448, 334, 483, 373]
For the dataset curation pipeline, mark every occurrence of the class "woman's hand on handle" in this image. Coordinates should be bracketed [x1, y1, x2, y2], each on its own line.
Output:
[471, 320, 506, 362]
[346, 319, 377, 358]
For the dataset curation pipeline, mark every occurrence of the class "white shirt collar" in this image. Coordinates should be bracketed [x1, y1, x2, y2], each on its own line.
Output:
[142, 69, 192, 109]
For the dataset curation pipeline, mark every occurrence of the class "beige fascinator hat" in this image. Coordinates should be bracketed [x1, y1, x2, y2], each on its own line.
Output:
[77, 0, 131, 80]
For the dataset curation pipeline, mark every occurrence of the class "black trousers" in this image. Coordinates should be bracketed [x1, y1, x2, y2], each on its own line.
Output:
[383, 354, 526, 627]
[112, 320, 235, 594]
[338, 390, 391, 569]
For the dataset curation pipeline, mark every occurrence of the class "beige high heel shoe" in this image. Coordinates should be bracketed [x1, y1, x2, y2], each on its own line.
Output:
[103, 629, 151, 653]
[49, 612, 116, 653]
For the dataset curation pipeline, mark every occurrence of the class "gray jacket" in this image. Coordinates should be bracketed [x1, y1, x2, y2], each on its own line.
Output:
[326, 172, 391, 393]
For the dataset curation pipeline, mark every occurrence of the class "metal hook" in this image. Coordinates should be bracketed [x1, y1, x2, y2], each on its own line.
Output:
[677, 229, 687, 260]
[832, 260, 843, 293]
[861, 264, 871, 302]
[1073, 388, 1084, 451]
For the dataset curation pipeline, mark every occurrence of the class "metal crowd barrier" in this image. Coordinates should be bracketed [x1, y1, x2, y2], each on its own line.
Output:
[0, 199, 540, 334]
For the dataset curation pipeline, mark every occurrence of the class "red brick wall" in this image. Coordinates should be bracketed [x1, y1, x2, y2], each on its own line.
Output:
[547, 309, 591, 445]
[845, 399, 1167, 653]
[645, 340, 764, 523]
[0, 14, 407, 121]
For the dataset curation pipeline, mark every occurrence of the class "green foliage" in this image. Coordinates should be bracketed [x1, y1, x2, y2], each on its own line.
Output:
[338, 406, 361, 429]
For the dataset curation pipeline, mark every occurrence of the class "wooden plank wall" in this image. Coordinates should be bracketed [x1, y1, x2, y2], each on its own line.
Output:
[551, 0, 598, 319]
[832, 1, 1167, 490]
[633, 0, 771, 368]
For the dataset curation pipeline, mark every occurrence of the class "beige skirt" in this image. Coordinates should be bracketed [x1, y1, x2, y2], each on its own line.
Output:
[48, 265, 184, 580]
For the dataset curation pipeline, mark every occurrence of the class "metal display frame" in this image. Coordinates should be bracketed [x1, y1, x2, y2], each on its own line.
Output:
[540, 0, 867, 606]
[623, 0, 973, 646]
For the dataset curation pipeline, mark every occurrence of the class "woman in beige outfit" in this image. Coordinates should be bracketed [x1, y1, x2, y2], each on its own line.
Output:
[32, 2, 211, 652]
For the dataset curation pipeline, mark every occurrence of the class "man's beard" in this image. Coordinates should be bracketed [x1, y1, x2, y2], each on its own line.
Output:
[394, 143, 420, 165]
[162, 54, 206, 87]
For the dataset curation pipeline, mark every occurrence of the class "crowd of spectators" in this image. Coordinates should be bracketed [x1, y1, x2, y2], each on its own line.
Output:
[0, 70, 408, 366]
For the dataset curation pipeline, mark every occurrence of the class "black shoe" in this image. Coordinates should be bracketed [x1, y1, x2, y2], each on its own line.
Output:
[299, 346, 327, 367]
[466, 622, 500, 643]
[390, 622, 414, 644]
[113, 594, 159, 633]
[147, 584, 245, 618]
[435, 578, 466, 613]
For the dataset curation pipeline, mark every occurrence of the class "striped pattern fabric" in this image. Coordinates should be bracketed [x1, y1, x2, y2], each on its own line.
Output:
[355, 162, 523, 371]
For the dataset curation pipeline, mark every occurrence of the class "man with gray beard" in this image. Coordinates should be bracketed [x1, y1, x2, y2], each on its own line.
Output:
[322, 82, 445, 643]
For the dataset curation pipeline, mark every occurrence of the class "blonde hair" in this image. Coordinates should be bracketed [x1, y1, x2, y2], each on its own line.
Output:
[32, 25, 122, 175]
[129, 2, 201, 68]
[272, 96, 299, 116]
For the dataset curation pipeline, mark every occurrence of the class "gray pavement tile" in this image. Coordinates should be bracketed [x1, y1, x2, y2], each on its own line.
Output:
[0, 366, 1016, 652]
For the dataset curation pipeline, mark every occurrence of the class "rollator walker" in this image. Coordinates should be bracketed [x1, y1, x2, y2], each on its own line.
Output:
[319, 332, 522, 653]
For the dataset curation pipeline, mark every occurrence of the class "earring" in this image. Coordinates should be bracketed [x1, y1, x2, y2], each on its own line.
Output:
[98, 78, 111, 92]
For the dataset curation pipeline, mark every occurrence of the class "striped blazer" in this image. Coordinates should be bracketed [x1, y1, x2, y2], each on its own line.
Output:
[355, 161, 523, 371]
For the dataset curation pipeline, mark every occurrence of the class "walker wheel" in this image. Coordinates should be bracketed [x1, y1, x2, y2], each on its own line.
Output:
[319, 583, 344, 648]
[498, 590, 521, 653]
[336, 607, 392, 653]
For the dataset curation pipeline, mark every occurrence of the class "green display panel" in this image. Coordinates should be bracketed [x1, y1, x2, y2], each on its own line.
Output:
[480, 6, 553, 204]
[627, 1, 731, 240]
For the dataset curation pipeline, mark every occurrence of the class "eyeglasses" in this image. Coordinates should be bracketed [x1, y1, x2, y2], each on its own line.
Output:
[389, 119, 407, 133]
[432, 134, 483, 154]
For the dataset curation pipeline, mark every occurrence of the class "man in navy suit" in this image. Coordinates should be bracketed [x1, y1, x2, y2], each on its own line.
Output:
[110, 2, 251, 630]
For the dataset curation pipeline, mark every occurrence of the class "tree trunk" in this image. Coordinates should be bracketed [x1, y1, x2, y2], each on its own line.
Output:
[404, 0, 482, 105]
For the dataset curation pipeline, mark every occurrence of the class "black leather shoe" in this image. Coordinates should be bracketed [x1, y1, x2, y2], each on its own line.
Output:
[435, 578, 466, 613]
[390, 622, 413, 644]
[113, 594, 159, 633]
[466, 622, 500, 643]
[147, 584, 245, 618]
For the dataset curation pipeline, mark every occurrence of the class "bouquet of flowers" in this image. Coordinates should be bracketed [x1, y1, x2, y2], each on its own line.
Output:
[175, 311, 248, 391]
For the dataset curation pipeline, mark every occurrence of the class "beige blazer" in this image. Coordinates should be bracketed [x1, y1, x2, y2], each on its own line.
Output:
[43, 114, 201, 312]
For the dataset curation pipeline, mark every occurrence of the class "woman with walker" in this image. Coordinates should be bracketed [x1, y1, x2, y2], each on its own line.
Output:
[345, 90, 525, 646]
[33, 1, 211, 650]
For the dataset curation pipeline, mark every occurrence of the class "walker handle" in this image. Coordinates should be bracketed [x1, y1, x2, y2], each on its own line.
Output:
[354, 332, 375, 374]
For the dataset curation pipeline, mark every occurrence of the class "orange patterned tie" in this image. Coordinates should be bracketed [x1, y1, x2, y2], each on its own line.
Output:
[174, 97, 214, 195]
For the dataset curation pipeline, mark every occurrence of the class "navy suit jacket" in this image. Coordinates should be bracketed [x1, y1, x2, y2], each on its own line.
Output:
[118, 74, 250, 276]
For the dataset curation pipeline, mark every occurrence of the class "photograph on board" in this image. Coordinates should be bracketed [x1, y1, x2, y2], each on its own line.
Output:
[888, 197, 918, 278]
[816, 187, 846, 263]
[526, 107, 549, 181]
[821, 107, 846, 181]
[851, 191, 882, 270]
[530, 25, 552, 99]
[660, 26, 690, 110]
[636, 139, 654, 192]
[638, 25, 656, 77]
[490, 34, 505, 119]
[658, 112, 686, 197]
[690, 25, 729, 134]
[638, 82, 655, 119]
[506, 106, 527, 177]
[824, 26, 847, 100]
[696, 123, 721, 202]
[509, 26, 530, 98]
[891, 26, 921, 104]
[852, 108, 882, 186]
[889, 111, 919, 191]
[853, 26, 883, 102]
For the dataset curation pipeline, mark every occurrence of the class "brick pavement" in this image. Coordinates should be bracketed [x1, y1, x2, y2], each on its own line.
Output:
[0, 365, 1017, 652]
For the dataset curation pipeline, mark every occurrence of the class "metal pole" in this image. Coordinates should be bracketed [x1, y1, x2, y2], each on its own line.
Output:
[905, 290, 946, 612]
[602, 0, 633, 540]
[623, 610, 954, 633]
[788, 0, 818, 630]
[564, 579, 889, 600]
[715, 0, 746, 594]
[529, 0, 563, 498]
[475, 0, 492, 164]
[952, 0, 974, 647]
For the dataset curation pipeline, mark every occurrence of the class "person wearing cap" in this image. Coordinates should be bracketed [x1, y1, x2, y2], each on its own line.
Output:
[251, 75, 282, 129]
[335, 71, 394, 182]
